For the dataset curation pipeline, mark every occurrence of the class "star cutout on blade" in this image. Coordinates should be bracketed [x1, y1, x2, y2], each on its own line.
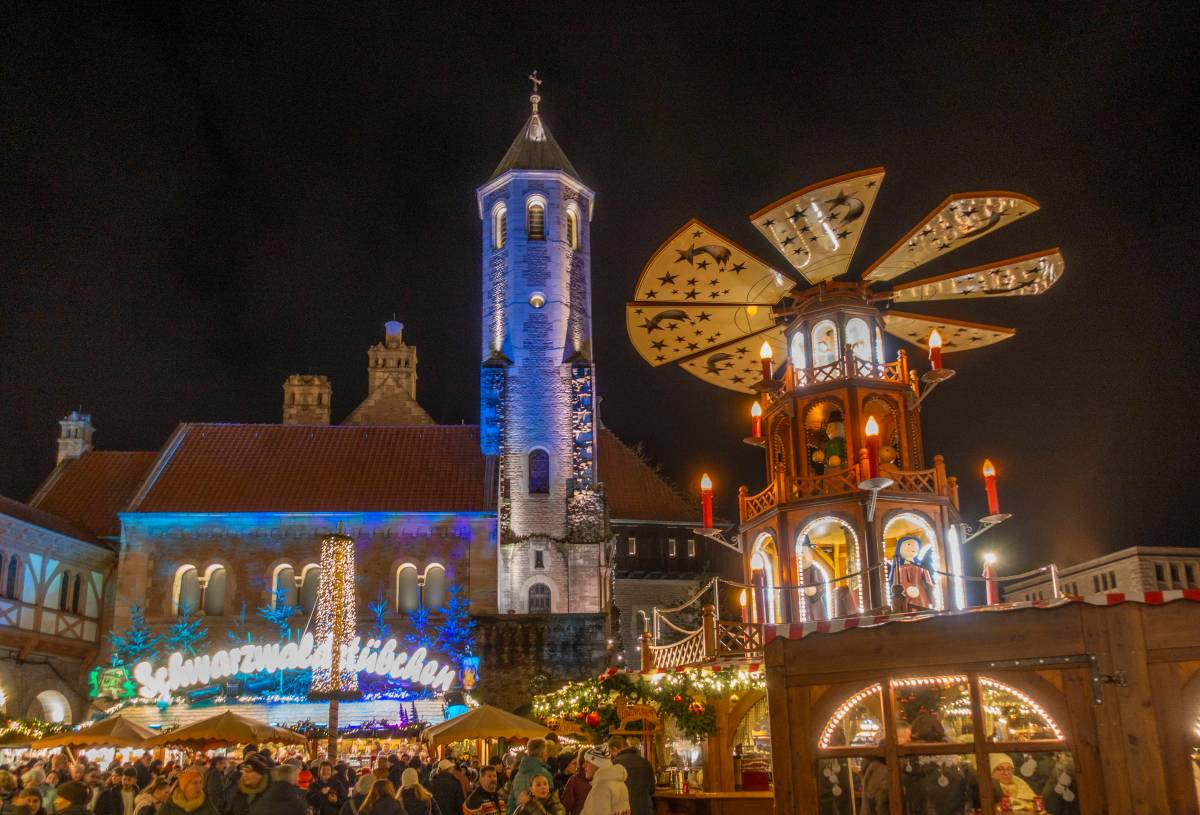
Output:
[657, 272, 677, 285]
[665, 322, 679, 331]
[731, 375, 745, 383]
[638, 319, 661, 333]
[866, 180, 877, 188]
[787, 206, 807, 223]
[686, 342, 699, 350]
[697, 259, 710, 269]
[761, 218, 775, 227]
[634, 308, 643, 315]
[697, 311, 712, 321]
[686, 278, 698, 286]
[644, 289, 658, 298]
[655, 355, 665, 362]
[685, 289, 699, 300]
[694, 329, 703, 336]
[781, 235, 795, 246]
[708, 278, 719, 286]
[736, 347, 748, 354]
[650, 340, 666, 350]
[836, 229, 850, 240]
[730, 262, 746, 274]
[708, 291, 721, 299]
[692, 229, 702, 238]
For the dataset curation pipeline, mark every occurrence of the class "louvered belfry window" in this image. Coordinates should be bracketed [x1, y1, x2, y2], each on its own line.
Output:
[527, 201, 545, 241]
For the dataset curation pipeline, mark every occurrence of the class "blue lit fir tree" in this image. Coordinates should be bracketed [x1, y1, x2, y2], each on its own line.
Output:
[435, 583, 476, 666]
[109, 604, 163, 667]
[166, 603, 209, 656]
[258, 587, 300, 640]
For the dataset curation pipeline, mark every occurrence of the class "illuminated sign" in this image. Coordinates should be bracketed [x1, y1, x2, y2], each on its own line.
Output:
[89, 666, 136, 700]
[133, 634, 456, 701]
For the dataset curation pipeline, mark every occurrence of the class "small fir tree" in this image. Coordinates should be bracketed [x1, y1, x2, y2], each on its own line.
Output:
[109, 604, 163, 666]
[258, 587, 300, 640]
[405, 605, 436, 650]
[226, 600, 251, 645]
[367, 588, 392, 641]
[435, 583, 476, 664]
[166, 603, 209, 656]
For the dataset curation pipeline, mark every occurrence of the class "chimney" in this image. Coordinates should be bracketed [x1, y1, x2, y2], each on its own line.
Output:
[282, 375, 332, 425]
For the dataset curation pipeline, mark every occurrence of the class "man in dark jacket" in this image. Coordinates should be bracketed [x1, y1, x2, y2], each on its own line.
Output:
[306, 762, 346, 815]
[249, 765, 307, 815]
[428, 761, 464, 815]
[610, 737, 653, 815]
[53, 781, 93, 815]
[204, 756, 228, 815]
[230, 757, 272, 815]
[464, 766, 502, 815]
[133, 756, 154, 792]
[95, 768, 139, 815]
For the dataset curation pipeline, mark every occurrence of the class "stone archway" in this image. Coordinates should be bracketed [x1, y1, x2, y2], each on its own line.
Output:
[26, 689, 72, 724]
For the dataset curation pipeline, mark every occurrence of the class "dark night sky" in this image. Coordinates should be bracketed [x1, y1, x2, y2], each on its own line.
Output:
[2, 4, 1196, 572]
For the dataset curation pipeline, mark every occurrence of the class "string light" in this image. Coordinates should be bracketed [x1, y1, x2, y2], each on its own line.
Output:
[309, 525, 360, 700]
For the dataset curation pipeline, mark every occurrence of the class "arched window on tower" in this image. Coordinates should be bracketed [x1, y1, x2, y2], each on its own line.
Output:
[845, 318, 872, 362]
[528, 583, 552, 613]
[566, 205, 580, 250]
[528, 449, 550, 494]
[526, 197, 546, 241]
[492, 202, 507, 250]
[811, 319, 839, 368]
[203, 565, 227, 616]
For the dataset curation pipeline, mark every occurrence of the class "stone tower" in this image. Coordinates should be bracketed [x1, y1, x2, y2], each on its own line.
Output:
[477, 81, 610, 614]
[343, 321, 434, 426]
[282, 375, 332, 425]
[57, 410, 94, 464]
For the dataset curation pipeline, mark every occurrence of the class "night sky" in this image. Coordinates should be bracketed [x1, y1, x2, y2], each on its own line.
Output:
[2, 5, 1195, 572]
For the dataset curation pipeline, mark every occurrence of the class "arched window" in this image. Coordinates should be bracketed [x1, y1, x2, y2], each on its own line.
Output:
[528, 449, 550, 494]
[273, 565, 297, 608]
[492, 202, 507, 250]
[797, 517, 863, 619]
[526, 196, 546, 241]
[174, 566, 201, 615]
[750, 534, 780, 624]
[4, 555, 19, 600]
[845, 318, 872, 361]
[882, 513, 944, 611]
[58, 571, 70, 610]
[203, 565, 226, 616]
[423, 564, 446, 609]
[298, 565, 320, 613]
[528, 583, 552, 613]
[811, 319, 839, 367]
[396, 564, 419, 612]
[789, 331, 807, 371]
[565, 205, 580, 250]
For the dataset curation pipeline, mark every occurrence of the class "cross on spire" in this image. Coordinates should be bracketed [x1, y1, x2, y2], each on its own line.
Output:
[529, 70, 542, 114]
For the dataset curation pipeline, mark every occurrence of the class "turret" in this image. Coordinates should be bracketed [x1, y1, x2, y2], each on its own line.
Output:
[57, 410, 94, 464]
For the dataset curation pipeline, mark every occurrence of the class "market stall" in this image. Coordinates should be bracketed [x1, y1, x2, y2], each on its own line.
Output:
[141, 709, 307, 750]
[422, 704, 548, 762]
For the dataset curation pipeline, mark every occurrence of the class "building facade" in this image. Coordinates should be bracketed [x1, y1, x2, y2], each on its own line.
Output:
[1004, 545, 1200, 602]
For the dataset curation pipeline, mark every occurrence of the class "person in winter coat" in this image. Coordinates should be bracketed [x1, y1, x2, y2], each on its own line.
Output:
[463, 767, 502, 815]
[49, 782, 90, 815]
[505, 741, 553, 815]
[338, 774, 376, 815]
[228, 759, 271, 815]
[157, 769, 218, 815]
[14, 788, 45, 815]
[514, 776, 564, 815]
[248, 765, 306, 815]
[577, 749, 628, 815]
[397, 770, 440, 815]
[307, 763, 346, 815]
[356, 781, 400, 815]
[559, 751, 590, 815]
[201, 758, 227, 815]
[426, 762, 462, 815]
[95, 768, 139, 815]
[133, 779, 170, 815]
[858, 757, 888, 815]
[608, 740, 650, 815]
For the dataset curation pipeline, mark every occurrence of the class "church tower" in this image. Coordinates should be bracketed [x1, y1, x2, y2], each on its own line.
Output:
[57, 409, 94, 464]
[477, 77, 609, 614]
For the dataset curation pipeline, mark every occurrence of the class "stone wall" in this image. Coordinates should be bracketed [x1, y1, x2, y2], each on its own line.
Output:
[472, 612, 607, 712]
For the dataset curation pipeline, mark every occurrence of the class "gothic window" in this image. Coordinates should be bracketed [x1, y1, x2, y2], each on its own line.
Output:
[4, 555, 19, 599]
[298, 565, 320, 613]
[423, 564, 446, 609]
[528, 583, 552, 613]
[273, 565, 297, 607]
[528, 449, 550, 494]
[175, 566, 201, 615]
[396, 564, 419, 612]
[203, 566, 226, 616]
[526, 197, 546, 241]
[566, 205, 580, 249]
[58, 571, 70, 610]
[492, 202, 507, 249]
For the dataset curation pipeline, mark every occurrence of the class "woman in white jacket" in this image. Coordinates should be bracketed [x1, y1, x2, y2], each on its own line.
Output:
[578, 748, 630, 815]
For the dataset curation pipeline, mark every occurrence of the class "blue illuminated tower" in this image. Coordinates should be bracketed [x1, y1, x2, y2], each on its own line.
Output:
[477, 77, 608, 614]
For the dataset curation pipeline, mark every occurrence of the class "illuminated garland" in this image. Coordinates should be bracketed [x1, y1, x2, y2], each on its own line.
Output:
[310, 527, 360, 701]
[531, 667, 765, 740]
[0, 716, 71, 739]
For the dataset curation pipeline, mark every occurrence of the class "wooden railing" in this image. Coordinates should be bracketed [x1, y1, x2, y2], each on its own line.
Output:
[645, 628, 708, 670]
[641, 605, 762, 670]
[788, 348, 910, 390]
[738, 481, 779, 520]
[793, 467, 860, 500]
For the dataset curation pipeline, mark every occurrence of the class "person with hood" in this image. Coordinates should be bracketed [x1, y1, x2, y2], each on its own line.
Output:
[50, 783, 90, 815]
[158, 767, 217, 815]
[558, 751, 590, 815]
[577, 749, 628, 815]
[133, 779, 170, 815]
[338, 775, 375, 815]
[426, 762, 462, 815]
[505, 741, 552, 815]
[356, 781, 399, 815]
[989, 755, 1037, 812]
[397, 770, 440, 815]
[228, 758, 270, 815]
[607, 740, 649, 815]
[248, 765, 306, 815]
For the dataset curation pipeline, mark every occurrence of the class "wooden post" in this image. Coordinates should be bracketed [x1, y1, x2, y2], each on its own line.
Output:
[738, 486, 748, 523]
[897, 348, 908, 384]
[932, 454, 947, 495]
[639, 631, 654, 671]
[702, 604, 717, 659]
[327, 699, 339, 760]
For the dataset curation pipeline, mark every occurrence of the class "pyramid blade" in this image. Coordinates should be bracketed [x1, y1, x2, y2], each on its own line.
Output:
[890, 249, 1064, 303]
[750, 167, 886, 284]
[677, 326, 787, 393]
[883, 310, 1015, 354]
[864, 192, 1039, 282]
[626, 303, 779, 367]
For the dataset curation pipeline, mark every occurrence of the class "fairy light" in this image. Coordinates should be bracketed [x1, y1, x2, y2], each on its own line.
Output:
[820, 683, 882, 748]
[309, 525, 360, 700]
[979, 677, 1064, 740]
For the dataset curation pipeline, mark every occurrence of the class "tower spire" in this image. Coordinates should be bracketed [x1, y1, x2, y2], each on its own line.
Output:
[528, 70, 542, 115]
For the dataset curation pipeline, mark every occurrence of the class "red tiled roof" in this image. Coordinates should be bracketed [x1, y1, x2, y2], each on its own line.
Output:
[129, 424, 490, 513]
[30, 451, 158, 539]
[0, 493, 104, 546]
[598, 430, 695, 522]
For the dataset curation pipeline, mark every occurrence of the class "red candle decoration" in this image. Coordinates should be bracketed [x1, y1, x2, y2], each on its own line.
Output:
[864, 417, 881, 479]
[982, 553, 1000, 605]
[928, 329, 943, 370]
[982, 458, 1000, 515]
[750, 401, 763, 437]
[758, 340, 773, 381]
[700, 473, 714, 529]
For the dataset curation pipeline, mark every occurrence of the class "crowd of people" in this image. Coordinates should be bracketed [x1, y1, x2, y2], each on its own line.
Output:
[0, 734, 653, 815]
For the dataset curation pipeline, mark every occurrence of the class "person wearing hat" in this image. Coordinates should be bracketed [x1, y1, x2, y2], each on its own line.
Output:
[337, 773, 376, 815]
[52, 782, 90, 815]
[577, 748, 627, 815]
[228, 758, 270, 815]
[95, 769, 139, 815]
[158, 767, 217, 815]
[989, 754, 1037, 812]
[397, 769, 440, 815]
[559, 750, 590, 815]
[247, 765, 306, 815]
[427, 761, 462, 815]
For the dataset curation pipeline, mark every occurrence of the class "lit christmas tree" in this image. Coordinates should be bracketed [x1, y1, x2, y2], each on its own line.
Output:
[108, 604, 163, 666]
[258, 587, 300, 640]
[367, 588, 392, 641]
[405, 605, 436, 650]
[435, 583, 476, 666]
[166, 603, 209, 656]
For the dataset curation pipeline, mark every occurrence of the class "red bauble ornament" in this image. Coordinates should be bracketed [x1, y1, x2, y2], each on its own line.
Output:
[586, 711, 601, 728]
[673, 695, 683, 703]
[576, 712, 586, 720]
